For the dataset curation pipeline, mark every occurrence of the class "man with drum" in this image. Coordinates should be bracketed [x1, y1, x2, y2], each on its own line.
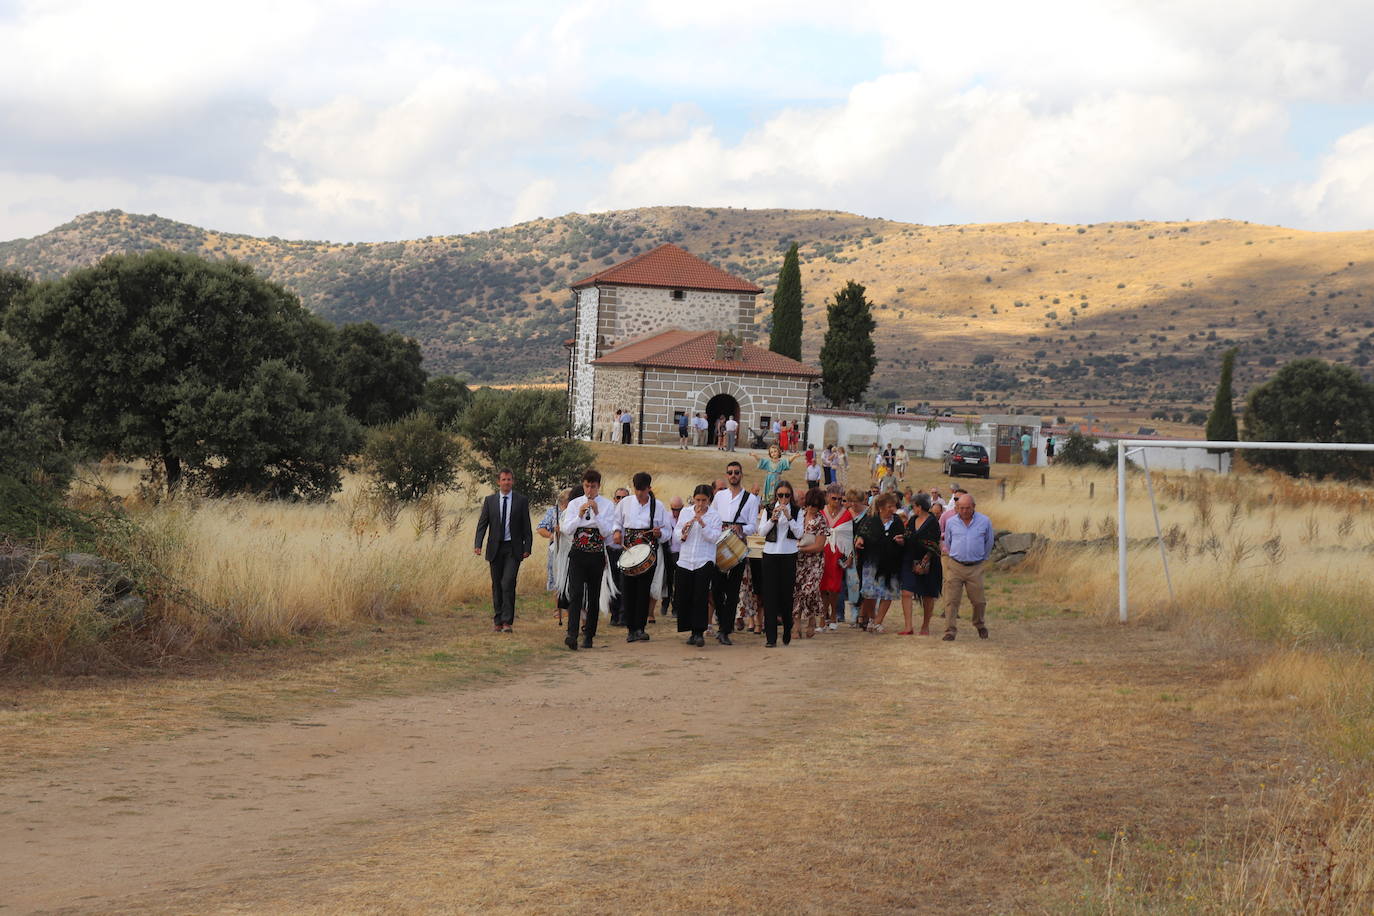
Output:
[614, 472, 671, 643]
[709, 460, 759, 646]
[559, 468, 619, 651]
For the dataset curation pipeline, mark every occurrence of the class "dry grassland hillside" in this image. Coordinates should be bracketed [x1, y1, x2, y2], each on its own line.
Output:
[3, 208, 1372, 410]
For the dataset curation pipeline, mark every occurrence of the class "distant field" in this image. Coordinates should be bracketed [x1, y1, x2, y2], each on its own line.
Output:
[3, 207, 1371, 411]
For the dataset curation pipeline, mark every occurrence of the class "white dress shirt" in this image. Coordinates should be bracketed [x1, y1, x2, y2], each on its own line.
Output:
[560, 495, 618, 539]
[710, 487, 758, 535]
[675, 507, 722, 570]
[757, 505, 803, 555]
[617, 495, 670, 543]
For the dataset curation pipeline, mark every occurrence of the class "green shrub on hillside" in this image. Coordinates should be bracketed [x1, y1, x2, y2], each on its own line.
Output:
[361, 413, 463, 502]
[458, 389, 591, 505]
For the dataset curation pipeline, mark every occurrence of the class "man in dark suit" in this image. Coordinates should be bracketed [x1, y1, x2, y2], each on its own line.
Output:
[473, 468, 532, 633]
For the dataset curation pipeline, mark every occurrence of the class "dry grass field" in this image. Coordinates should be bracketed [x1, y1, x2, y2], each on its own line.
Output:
[3, 442, 1374, 912]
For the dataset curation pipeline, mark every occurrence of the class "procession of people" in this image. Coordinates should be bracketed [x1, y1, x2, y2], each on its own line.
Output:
[493, 445, 996, 651]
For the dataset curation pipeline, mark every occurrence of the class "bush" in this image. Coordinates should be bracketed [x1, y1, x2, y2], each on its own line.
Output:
[1054, 432, 1116, 469]
[0, 332, 71, 488]
[421, 375, 473, 429]
[1244, 359, 1374, 480]
[361, 413, 463, 502]
[458, 389, 592, 504]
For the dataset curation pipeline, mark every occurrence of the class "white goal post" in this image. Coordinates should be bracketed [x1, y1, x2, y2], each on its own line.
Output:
[1115, 439, 1374, 622]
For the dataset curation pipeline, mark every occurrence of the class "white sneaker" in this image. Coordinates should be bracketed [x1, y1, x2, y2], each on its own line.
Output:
[870, 623, 885, 634]
[828, 622, 838, 631]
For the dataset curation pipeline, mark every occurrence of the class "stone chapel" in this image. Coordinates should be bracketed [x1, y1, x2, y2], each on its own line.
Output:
[565, 243, 819, 444]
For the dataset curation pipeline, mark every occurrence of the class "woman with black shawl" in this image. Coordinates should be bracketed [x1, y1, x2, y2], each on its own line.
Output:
[854, 492, 905, 632]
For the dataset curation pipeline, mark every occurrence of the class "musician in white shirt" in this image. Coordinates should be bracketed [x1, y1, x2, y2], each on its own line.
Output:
[674, 484, 722, 647]
[558, 469, 619, 651]
[708, 460, 759, 645]
[614, 471, 671, 644]
[757, 480, 804, 647]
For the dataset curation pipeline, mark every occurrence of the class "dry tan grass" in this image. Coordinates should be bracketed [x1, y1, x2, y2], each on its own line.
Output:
[0, 550, 116, 670]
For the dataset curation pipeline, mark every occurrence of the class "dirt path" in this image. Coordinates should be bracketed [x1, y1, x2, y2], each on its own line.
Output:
[2, 618, 1300, 914]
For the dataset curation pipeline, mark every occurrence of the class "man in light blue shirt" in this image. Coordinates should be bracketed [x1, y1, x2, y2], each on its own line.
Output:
[941, 493, 995, 641]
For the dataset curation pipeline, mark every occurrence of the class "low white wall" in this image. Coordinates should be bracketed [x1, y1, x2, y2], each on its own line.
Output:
[1092, 439, 1232, 473]
[809, 411, 998, 461]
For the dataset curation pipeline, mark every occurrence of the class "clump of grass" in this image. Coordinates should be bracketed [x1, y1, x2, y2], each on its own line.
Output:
[0, 550, 118, 671]
[1076, 773, 1374, 912]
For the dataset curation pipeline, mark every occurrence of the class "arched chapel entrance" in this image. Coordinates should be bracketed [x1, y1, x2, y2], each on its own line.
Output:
[705, 393, 740, 444]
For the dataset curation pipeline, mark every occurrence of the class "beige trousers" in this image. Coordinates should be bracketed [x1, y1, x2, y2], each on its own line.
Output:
[943, 557, 986, 634]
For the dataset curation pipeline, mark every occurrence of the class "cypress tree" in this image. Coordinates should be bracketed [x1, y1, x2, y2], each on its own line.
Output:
[818, 281, 877, 409]
[769, 242, 803, 360]
[1205, 348, 1239, 444]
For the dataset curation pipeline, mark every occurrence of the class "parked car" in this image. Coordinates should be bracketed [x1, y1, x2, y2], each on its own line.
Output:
[942, 442, 990, 478]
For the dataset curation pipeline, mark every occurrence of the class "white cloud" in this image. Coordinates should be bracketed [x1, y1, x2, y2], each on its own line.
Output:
[1, 0, 1373, 241]
[511, 178, 557, 224]
[1292, 124, 1374, 229]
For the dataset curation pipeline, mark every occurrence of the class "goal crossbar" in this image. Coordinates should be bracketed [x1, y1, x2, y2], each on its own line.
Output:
[1115, 439, 1374, 622]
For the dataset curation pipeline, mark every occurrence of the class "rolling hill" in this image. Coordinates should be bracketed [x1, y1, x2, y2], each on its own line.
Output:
[3, 207, 1371, 411]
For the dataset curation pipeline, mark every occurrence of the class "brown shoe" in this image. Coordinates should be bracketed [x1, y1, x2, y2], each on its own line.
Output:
[942, 632, 956, 641]
[977, 626, 989, 640]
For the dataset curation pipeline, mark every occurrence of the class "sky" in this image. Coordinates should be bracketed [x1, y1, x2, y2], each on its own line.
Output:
[2, 0, 1374, 243]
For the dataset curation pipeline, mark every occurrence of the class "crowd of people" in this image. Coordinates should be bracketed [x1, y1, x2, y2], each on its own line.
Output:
[475, 452, 997, 652]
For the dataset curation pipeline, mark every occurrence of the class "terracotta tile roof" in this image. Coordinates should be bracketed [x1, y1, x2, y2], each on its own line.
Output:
[571, 243, 763, 293]
[592, 329, 820, 377]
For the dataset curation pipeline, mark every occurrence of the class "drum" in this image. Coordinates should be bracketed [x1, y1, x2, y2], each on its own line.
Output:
[617, 542, 656, 577]
[715, 530, 747, 571]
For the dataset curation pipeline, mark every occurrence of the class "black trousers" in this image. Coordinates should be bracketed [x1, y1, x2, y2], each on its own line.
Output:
[621, 423, 631, 444]
[710, 561, 745, 634]
[674, 563, 715, 635]
[621, 565, 654, 633]
[566, 550, 605, 642]
[488, 541, 521, 625]
[760, 552, 798, 644]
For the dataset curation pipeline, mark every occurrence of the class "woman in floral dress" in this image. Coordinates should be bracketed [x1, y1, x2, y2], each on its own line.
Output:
[792, 487, 831, 638]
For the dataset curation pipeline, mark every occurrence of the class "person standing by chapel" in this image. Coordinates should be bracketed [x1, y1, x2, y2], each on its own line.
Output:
[473, 469, 533, 633]
[621, 408, 634, 445]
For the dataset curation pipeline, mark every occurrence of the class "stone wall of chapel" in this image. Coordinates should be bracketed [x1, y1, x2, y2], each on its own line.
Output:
[569, 287, 599, 437]
[603, 286, 756, 348]
[637, 369, 812, 445]
[591, 366, 643, 443]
